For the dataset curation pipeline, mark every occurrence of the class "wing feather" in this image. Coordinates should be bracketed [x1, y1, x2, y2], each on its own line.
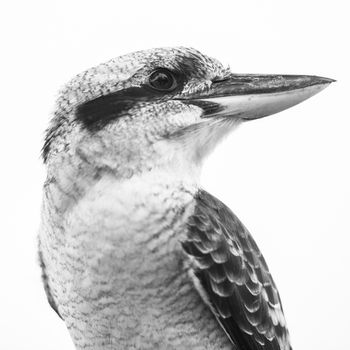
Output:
[182, 190, 291, 350]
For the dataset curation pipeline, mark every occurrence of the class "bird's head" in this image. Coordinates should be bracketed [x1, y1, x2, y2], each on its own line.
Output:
[43, 47, 333, 181]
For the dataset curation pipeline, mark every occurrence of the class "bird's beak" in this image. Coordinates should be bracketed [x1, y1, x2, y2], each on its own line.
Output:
[185, 74, 334, 120]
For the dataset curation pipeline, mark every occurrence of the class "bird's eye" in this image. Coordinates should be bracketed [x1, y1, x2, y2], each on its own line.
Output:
[148, 68, 178, 92]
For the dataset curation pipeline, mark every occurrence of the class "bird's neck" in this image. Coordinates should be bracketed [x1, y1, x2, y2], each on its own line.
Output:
[44, 153, 201, 218]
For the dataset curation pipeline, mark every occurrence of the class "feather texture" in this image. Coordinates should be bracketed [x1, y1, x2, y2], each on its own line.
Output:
[182, 190, 292, 350]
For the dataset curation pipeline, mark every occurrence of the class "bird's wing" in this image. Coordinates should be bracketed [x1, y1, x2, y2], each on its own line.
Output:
[38, 248, 62, 319]
[182, 190, 291, 350]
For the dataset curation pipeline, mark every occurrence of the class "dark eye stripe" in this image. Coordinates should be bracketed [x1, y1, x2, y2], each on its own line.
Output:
[75, 88, 178, 132]
[75, 86, 159, 131]
[75, 68, 186, 132]
[75, 92, 135, 131]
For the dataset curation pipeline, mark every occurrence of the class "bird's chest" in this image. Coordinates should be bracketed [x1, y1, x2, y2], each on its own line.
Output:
[41, 176, 203, 342]
[64, 182, 193, 297]
[40, 175, 234, 349]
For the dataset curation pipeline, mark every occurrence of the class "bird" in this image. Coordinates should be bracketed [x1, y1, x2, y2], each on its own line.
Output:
[38, 47, 333, 350]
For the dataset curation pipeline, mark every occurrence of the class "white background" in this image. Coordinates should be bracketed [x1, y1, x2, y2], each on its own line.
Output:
[1, 1, 349, 349]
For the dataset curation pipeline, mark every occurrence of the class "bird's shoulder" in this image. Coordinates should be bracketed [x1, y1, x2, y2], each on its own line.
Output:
[182, 189, 291, 350]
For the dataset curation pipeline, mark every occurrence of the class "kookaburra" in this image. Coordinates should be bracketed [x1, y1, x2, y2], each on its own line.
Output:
[38, 47, 333, 350]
